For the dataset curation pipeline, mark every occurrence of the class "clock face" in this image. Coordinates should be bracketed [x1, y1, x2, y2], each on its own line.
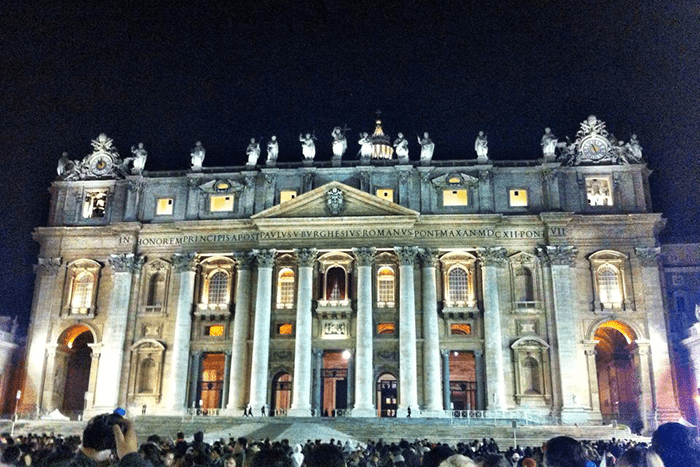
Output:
[89, 154, 113, 175]
[581, 137, 609, 161]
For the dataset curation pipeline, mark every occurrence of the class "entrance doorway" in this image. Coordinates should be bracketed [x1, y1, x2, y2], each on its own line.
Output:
[322, 351, 348, 416]
[271, 372, 292, 416]
[449, 351, 477, 410]
[60, 327, 93, 415]
[594, 321, 642, 429]
[376, 373, 397, 417]
[199, 353, 225, 411]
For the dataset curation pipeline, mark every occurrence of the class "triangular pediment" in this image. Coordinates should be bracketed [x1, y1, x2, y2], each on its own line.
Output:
[252, 181, 420, 220]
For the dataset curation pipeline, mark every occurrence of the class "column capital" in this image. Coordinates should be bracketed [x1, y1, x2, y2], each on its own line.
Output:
[634, 246, 661, 267]
[252, 249, 276, 268]
[109, 253, 143, 273]
[584, 349, 597, 356]
[418, 248, 440, 268]
[546, 245, 578, 266]
[473, 349, 484, 358]
[294, 248, 318, 267]
[440, 349, 450, 358]
[477, 247, 508, 268]
[34, 257, 62, 276]
[394, 246, 420, 266]
[352, 247, 376, 267]
[312, 348, 324, 358]
[170, 252, 198, 273]
[232, 251, 256, 270]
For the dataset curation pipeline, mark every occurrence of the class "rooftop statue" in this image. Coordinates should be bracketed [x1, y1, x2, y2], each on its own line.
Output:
[417, 132, 434, 165]
[300, 133, 316, 161]
[130, 143, 147, 174]
[393, 132, 409, 163]
[331, 126, 348, 160]
[57, 152, 81, 180]
[191, 141, 205, 171]
[541, 128, 558, 160]
[246, 138, 261, 167]
[626, 134, 643, 163]
[358, 132, 372, 162]
[475, 131, 488, 161]
[266, 136, 279, 167]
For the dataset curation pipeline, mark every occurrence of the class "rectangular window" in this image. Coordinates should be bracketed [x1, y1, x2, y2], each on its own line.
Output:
[156, 198, 174, 215]
[377, 323, 396, 335]
[450, 323, 472, 335]
[210, 194, 234, 212]
[509, 189, 528, 207]
[82, 189, 109, 218]
[277, 323, 293, 335]
[376, 189, 394, 201]
[443, 189, 468, 206]
[205, 325, 224, 337]
[586, 176, 613, 206]
[280, 190, 297, 203]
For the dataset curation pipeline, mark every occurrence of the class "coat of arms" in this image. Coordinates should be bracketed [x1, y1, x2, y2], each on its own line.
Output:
[326, 187, 345, 216]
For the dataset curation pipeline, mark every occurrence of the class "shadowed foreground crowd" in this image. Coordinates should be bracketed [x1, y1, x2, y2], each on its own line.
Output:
[1, 415, 699, 467]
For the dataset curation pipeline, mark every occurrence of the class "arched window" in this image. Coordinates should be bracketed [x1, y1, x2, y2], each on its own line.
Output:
[448, 267, 469, 305]
[147, 273, 166, 307]
[514, 267, 534, 303]
[377, 266, 395, 307]
[138, 358, 156, 393]
[207, 271, 229, 305]
[597, 264, 622, 307]
[71, 272, 94, 313]
[325, 266, 346, 301]
[277, 268, 295, 309]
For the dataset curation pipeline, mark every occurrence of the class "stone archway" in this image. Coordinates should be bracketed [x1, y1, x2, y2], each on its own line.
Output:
[54, 325, 95, 416]
[376, 373, 397, 417]
[594, 320, 645, 431]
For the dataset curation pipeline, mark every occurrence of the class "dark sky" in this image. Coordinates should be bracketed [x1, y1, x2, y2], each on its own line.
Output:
[2, 1, 699, 330]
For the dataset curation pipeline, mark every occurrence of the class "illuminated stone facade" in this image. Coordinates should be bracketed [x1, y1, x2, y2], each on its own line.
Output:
[22, 117, 681, 430]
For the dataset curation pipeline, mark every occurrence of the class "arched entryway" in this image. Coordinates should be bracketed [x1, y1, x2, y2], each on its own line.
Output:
[376, 373, 397, 417]
[57, 325, 94, 416]
[199, 353, 225, 411]
[449, 351, 477, 410]
[594, 320, 643, 431]
[271, 372, 292, 416]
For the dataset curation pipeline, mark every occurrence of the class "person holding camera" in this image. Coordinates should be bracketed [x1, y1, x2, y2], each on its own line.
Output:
[68, 412, 150, 467]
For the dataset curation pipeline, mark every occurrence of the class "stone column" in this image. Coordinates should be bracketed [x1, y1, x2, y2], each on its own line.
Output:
[346, 351, 355, 413]
[632, 341, 654, 431]
[289, 248, 317, 417]
[226, 251, 254, 414]
[23, 258, 61, 412]
[420, 249, 443, 415]
[163, 252, 197, 414]
[395, 246, 420, 416]
[222, 351, 231, 409]
[188, 352, 202, 409]
[546, 245, 584, 422]
[583, 344, 602, 416]
[248, 249, 276, 411]
[351, 247, 376, 417]
[474, 349, 485, 410]
[635, 247, 682, 424]
[313, 348, 323, 417]
[441, 349, 451, 410]
[92, 254, 141, 412]
[476, 247, 508, 412]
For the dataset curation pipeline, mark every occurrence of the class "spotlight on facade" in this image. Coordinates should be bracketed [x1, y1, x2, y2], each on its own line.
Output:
[342, 350, 351, 360]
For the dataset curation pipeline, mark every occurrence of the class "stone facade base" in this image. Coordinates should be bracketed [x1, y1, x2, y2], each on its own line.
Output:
[350, 407, 376, 417]
[287, 407, 314, 417]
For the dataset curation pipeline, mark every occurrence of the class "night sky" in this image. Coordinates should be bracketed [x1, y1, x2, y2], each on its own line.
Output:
[2, 1, 699, 331]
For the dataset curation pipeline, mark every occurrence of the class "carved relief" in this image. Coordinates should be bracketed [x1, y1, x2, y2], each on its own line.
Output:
[546, 245, 578, 266]
[352, 247, 376, 267]
[477, 247, 508, 268]
[170, 253, 198, 273]
[253, 249, 276, 268]
[294, 248, 318, 267]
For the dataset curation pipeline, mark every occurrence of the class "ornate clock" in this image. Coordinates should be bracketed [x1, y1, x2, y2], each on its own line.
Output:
[580, 136, 610, 162]
[87, 153, 114, 176]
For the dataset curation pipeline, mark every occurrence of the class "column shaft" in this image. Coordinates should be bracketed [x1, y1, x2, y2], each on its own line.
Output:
[164, 253, 197, 413]
[248, 249, 275, 411]
[441, 350, 450, 410]
[474, 350, 485, 410]
[395, 247, 419, 415]
[289, 249, 317, 416]
[226, 252, 254, 414]
[421, 250, 443, 414]
[351, 248, 375, 417]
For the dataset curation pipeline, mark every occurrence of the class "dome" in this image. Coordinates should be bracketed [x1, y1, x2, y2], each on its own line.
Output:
[370, 118, 394, 160]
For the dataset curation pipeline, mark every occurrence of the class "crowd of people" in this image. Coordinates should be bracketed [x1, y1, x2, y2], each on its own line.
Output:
[0, 415, 699, 467]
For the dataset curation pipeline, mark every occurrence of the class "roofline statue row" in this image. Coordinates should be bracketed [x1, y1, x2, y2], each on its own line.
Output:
[55, 115, 645, 181]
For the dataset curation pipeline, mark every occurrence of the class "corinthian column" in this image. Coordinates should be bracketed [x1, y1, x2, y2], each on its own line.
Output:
[419, 249, 443, 415]
[288, 248, 318, 417]
[351, 247, 375, 417]
[635, 247, 681, 425]
[225, 251, 255, 414]
[476, 247, 508, 412]
[248, 249, 276, 412]
[395, 246, 420, 416]
[23, 258, 61, 412]
[163, 252, 197, 414]
[93, 254, 141, 412]
[545, 245, 582, 422]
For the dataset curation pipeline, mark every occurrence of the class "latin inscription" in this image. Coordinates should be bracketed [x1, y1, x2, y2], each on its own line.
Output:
[120, 227, 565, 246]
